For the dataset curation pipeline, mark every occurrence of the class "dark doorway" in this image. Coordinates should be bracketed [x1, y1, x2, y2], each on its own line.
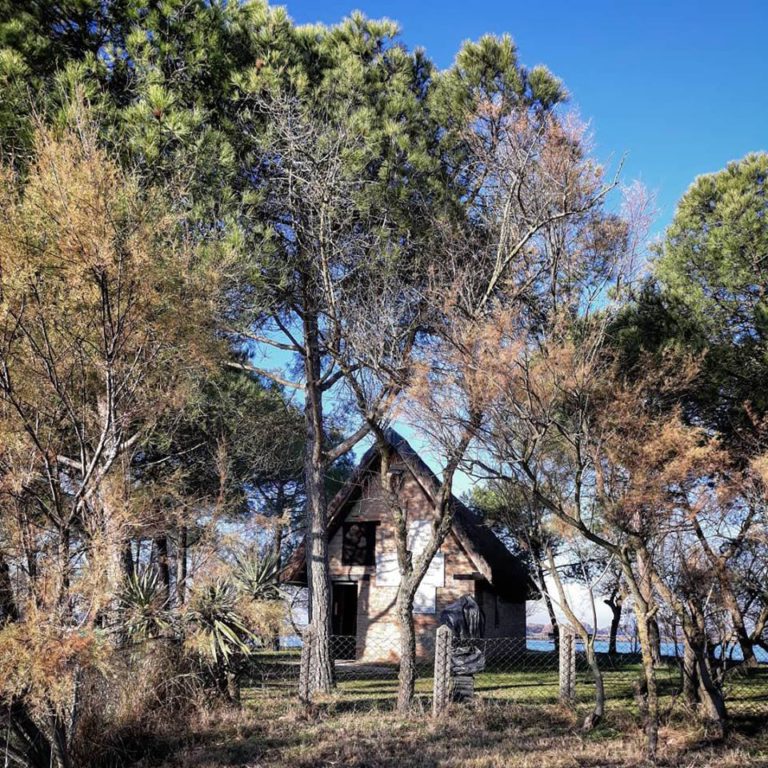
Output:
[331, 582, 358, 659]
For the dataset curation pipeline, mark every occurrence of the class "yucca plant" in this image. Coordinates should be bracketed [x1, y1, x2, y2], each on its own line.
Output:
[186, 579, 255, 665]
[120, 568, 173, 641]
[233, 551, 283, 601]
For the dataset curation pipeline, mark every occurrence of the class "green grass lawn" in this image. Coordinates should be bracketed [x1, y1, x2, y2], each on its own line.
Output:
[247, 650, 768, 720]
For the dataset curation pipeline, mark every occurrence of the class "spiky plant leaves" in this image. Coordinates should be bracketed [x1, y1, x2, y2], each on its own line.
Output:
[185, 579, 255, 665]
[120, 569, 174, 641]
[233, 551, 283, 602]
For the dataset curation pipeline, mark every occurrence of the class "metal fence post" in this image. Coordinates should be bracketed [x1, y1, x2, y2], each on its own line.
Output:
[559, 624, 576, 706]
[299, 624, 315, 704]
[432, 625, 452, 716]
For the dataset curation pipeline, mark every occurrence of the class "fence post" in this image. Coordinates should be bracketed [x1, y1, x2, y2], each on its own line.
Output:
[559, 624, 576, 706]
[298, 624, 315, 705]
[432, 625, 452, 716]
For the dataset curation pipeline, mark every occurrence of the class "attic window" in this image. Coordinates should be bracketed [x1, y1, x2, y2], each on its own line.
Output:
[342, 522, 377, 566]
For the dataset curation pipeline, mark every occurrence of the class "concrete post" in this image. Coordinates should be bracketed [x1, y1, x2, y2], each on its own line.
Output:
[432, 625, 452, 716]
[559, 624, 576, 705]
[299, 624, 315, 704]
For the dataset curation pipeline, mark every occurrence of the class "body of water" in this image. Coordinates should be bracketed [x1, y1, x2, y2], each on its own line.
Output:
[281, 632, 766, 663]
[527, 637, 768, 663]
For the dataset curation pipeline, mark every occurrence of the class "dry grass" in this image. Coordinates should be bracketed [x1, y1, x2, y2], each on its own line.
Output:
[146, 689, 768, 768]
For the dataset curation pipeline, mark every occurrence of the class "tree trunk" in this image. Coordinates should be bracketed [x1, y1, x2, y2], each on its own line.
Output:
[634, 606, 660, 762]
[0, 551, 18, 621]
[7, 699, 54, 768]
[303, 309, 333, 694]
[226, 670, 241, 705]
[57, 524, 71, 613]
[582, 640, 605, 731]
[648, 615, 662, 665]
[50, 712, 72, 768]
[693, 644, 727, 732]
[685, 604, 728, 734]
[271, 511, 284, 651]
[605, 591, 622, 656]
[176, 525, 187, 606]
[636, 550, 662, 665]
[682, 642, 699, 707]
[271, 485, 286, 567]
[396, 589, 417, 713]
[153, 534, 171, 596]
[620, 550, 659, 763]
[534, 554, 558, 647]
[122, 541, 134, 580]
[304, 439, 333, 693]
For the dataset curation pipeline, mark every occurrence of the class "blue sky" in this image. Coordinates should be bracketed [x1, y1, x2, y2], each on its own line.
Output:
[285, 0, 768, 239]
[275, 2, 767, 625]
[279, 0, 768, 486]
[268, 0, 768, 494]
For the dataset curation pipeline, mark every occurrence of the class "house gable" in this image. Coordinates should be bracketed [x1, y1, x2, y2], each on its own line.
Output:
[281, 431, 532, 603]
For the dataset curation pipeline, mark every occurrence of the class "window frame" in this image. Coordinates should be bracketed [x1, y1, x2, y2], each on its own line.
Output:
[341, 520, 378, 567]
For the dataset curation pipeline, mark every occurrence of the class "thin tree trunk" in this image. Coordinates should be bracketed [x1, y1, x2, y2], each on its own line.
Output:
[396, 589, 417, 713]
[303, 308, 333, 694]
[686, 603, 728, 733]
[8, 699, 54, 768]
[176, 525, 187, 606]
[534, 553, 558, 647]
[633, 603, 660, 762]
[619, 550, 659, 762]
[582, 640, 606, 731]
[153, 534, 171, 596]
[545, 545, 604, 730]
[0, 551, 18, 621]
[652, 572, 729, 735]
[271, 506, 284, 651]
[122, 541, 134, 580]
[58, 524, 71, 611]
[682, 642, 699, 707]
[605, 591, 622, 656]
[272, 485, 286, 567]
[693, 643, 728, 731]
[636, 550, 661, 665]
[51, 712, 72, 768]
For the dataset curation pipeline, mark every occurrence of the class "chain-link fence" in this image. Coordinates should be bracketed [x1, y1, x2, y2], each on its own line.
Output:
[245, 629, 768, 722]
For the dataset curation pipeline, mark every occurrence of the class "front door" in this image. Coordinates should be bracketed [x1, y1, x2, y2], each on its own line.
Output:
[331, 582, 358, 659]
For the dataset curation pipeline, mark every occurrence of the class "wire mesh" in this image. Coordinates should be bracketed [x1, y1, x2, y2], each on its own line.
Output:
[245, 632, 768, 720]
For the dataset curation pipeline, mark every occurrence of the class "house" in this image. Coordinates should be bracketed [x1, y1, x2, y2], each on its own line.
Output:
[282, 430, 533, 661]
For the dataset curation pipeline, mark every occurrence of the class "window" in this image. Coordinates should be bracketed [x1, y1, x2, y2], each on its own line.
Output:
[342, 522, 377, 566]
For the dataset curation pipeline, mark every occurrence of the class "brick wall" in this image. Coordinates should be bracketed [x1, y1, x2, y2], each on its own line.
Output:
[328, 462, 525, 660]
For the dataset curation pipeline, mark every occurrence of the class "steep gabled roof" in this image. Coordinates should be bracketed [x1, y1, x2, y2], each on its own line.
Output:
[281, 430, 533, 602]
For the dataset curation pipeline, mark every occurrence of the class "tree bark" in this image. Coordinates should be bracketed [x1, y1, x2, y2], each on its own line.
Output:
[396, 590, 417, 713]
[633, 602, 660, 762]
[582, 640, 606, 731]
[605, 590, 623, 656]
[619, 550, 659, 762]
[122, 541, 134, 580]
[153, 534, 171, 596]
[0, 551, 18, 621]
[533, 552, 559, 647]
[545, 546, 604, 730]
[682, 642, 699, 707]
[685, 602, 728, 733]
[651, 568, 729, 735]
[303, 308, 333, 694]
[636, 549, 662, 665]
[176, 525, 187, 606]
